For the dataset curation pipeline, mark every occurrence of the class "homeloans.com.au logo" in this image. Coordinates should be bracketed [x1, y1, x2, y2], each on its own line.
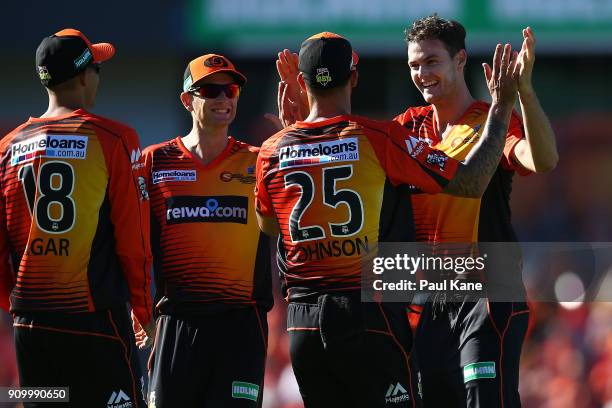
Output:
[11, 134, 88, 166]
[166, 195, 248, 224]
[152, 169, 197, 184]
[279, 137, 359, 169]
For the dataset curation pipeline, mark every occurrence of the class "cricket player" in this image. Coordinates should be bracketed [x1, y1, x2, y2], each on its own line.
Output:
[139, 54, 272, 407]
[256, 32, 520, 407]
[0, 29, 153, 407]
[394, 17, 557, 408]
[275, 17, 558, 407]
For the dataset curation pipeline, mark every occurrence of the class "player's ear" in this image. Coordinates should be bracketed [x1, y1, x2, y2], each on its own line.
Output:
[350, 69, 358, 88]
[180, 92, 193, 112]
[77, 70, 88, 87]
[455, 49, 467, 71]
[297, 72, 307, 93]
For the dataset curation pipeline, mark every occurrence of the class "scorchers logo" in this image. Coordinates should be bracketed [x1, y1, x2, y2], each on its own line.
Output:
[204, 56, 229, 68]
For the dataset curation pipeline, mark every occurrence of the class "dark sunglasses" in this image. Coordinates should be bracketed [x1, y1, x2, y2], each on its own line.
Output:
[189, 83, 240, 99]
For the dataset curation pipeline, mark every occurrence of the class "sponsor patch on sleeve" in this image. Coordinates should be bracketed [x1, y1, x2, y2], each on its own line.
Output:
[405, 136, 427, 158]
[231, 381, 259, 402]
[463, 362, 496, 383]
[425, 151, 449, 171]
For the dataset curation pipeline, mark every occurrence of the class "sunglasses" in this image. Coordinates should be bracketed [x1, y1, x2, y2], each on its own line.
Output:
[189, 83, 240, 99]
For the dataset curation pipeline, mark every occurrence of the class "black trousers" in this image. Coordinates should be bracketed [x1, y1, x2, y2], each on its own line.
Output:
[414, 299, 529, 408]
[14, 305, 146, 408]
[148, 306, 268, 407]
[287, 294, 422, 408]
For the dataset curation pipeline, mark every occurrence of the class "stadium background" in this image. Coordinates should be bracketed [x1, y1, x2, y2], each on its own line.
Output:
[0, 1, 611, 407]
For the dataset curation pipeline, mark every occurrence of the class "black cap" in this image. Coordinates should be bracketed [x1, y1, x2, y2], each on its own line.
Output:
[298, 32, 359, 89]
[35, 28, 115, 87]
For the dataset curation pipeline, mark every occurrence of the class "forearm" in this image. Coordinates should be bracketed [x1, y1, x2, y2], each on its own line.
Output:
[443, 103, 512, 197]
[517, 89, 559, 172]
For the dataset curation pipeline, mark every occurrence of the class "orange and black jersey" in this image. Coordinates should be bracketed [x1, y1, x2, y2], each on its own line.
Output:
[0, 109, 153, 326]
[255, 115, 459, 301]
[144, 136, 272, 315]
[394, 102, 531, 244]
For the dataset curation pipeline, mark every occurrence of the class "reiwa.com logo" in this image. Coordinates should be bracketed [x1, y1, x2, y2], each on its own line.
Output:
[11, 134, 88, 166]
[166, 195, 248, 225]
[279, 137, 359, 169]
[152, 169, 197, 184]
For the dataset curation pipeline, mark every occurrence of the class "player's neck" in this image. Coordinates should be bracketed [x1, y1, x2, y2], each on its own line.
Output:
[41, 94, 86, 118]
[183, 126, 229, 166]
[303, 100, 351, 122]
[431, 88, 475, 139]
[303, 88, 351, 122]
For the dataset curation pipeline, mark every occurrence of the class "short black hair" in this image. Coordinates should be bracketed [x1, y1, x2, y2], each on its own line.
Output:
[306, 75, 351, 98]
[405, 14, 466, 57]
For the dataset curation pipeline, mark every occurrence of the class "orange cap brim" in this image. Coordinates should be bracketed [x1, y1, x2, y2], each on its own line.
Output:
[91, 43, 115, 63]
[55, 28, 115, 64]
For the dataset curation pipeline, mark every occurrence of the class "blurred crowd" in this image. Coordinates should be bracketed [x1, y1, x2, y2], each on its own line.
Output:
[520, 303, 612, 408]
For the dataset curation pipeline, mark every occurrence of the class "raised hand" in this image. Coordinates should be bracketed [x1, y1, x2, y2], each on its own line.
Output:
[516, 27, 536, 95]
[276, 49, 308, 126]
[443, 43, 520, 198]
[482, 43, 519, 110]
[276, 49, 299, 84]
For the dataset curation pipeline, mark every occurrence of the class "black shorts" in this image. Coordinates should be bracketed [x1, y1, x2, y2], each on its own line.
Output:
[148, 306, 268, 407]
[413, 298, 529, 408]
[13, 305, 147, 408]
[287, 294, 422, 408]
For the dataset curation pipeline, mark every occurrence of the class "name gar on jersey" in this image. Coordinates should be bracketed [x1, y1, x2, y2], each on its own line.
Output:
[144, 136, 272, 314]
[0, 109, 153, 326]
[255, 115, 459, 301]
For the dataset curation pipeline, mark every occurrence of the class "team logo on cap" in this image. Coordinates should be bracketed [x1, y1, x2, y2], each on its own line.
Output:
[316, 67, 332, 86]
[38, 66, 51, 81]
[204, 56, 229, 68]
